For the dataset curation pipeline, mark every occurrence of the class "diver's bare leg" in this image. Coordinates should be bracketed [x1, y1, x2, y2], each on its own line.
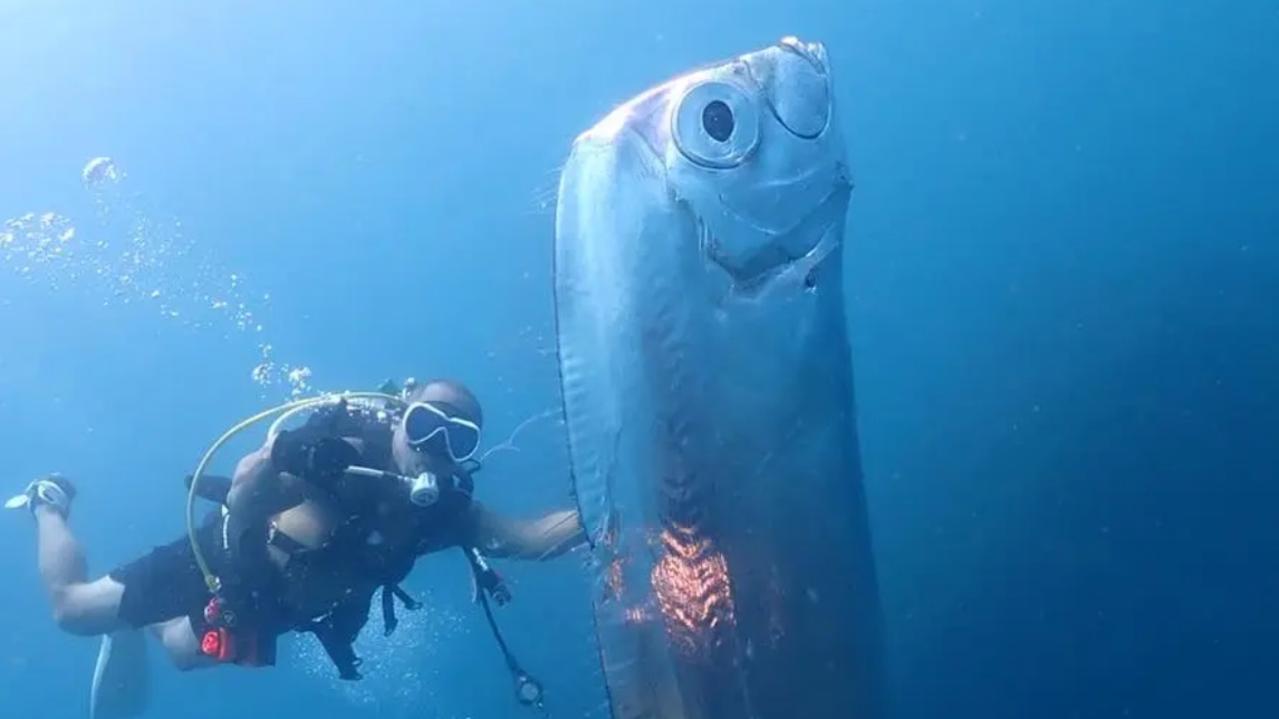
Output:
[150, 617, 216, 671]
[33, 505, 125, 635]
[91, 600, 214, 715]
[36, 504, 87, 586]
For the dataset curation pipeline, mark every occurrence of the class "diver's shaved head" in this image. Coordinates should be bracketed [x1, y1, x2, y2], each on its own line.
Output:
[407, 379, 483, 427]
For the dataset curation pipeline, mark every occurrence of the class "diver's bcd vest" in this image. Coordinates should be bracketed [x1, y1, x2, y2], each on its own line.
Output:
[194, 399, 540, 708]
[206, 401, 479, 680]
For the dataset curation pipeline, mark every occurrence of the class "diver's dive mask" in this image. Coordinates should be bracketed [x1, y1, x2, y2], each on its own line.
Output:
[402, 401, 481, 463]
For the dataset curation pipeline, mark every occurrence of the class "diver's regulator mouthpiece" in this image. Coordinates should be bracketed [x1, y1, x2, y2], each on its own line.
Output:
[407, 472, 439, 507]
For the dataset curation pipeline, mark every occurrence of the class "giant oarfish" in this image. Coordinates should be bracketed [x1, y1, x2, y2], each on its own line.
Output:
[553, 37, 884, 719]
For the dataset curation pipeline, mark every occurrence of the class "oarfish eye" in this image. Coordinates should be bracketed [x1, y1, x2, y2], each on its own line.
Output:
[702, 100, 734, 141]
[672, 81, 759, 169]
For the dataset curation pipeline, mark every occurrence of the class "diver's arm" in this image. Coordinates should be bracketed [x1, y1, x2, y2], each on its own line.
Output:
[227, 423, 364, 523]
[464, 502, 586, 561]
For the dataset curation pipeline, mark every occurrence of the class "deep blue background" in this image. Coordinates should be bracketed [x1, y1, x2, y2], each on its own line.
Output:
[1, 2, 1275, 718]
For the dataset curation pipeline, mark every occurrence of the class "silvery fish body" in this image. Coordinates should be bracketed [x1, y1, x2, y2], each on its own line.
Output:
[554, 38, 884, 719]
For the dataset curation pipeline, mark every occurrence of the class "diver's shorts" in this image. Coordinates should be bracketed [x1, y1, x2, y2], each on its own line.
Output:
[108, 512, 223, 629]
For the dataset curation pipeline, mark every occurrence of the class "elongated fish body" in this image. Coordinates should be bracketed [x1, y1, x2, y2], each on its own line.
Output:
[554, 38, 883, 719]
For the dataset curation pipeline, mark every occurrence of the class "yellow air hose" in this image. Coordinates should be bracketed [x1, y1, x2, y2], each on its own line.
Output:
[186, 391, 405, 592]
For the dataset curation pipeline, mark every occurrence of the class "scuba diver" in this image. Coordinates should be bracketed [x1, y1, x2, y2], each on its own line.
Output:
[8, 378, 583, 716]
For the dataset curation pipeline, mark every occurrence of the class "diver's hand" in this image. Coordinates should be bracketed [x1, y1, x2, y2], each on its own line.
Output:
[310, 437, 360, 478]
[271, 430, 360, 482]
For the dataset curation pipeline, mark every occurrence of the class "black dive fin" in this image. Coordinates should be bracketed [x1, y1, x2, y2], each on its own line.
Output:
[184, 474, 233, 505]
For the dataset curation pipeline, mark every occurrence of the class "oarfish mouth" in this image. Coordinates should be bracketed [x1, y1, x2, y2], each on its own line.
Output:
[703, 183, 850, 289]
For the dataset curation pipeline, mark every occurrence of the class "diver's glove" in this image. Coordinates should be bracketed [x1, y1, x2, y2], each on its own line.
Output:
[271, 429, 360, 486]
[5, 473, 76, 517]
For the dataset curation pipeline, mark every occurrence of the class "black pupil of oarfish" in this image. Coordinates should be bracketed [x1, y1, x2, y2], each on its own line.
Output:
[702, 100, 734, 142]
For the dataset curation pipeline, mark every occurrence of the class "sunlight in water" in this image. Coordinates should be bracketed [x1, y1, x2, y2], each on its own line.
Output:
[650, 526, 736, 660]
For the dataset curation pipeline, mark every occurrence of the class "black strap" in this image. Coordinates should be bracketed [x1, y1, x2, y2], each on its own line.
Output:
[309, 620, 363, 681]
[267, 525, 310, 556]
[476, 584, 521, 675]
[381, 585, 398, 636]
[463, 546, 545, 711]
[391, 585, 420, 609]
[301, 584, 375, 681]
[380, 583, 420, 636]
[184, 474, 233, 505]
[455, 461, 479, 497]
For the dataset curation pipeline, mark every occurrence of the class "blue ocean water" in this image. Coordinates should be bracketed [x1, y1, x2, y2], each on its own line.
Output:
[0, 2, 1275, 718]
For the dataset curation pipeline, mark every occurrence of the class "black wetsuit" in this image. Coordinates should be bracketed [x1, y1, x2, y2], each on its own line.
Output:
[109, 509, 230, 632]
